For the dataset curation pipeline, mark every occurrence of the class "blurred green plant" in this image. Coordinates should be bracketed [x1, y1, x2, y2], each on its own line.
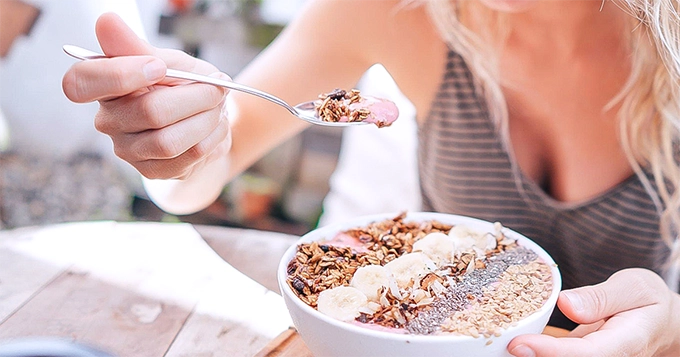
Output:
[235, 0, 284, 48]
[247, 23, 283, 48]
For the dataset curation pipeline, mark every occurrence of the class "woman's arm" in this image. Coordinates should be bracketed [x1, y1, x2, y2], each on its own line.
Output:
[63, 0, 401, 214]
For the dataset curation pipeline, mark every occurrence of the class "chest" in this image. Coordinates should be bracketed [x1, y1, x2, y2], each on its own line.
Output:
[497, 49, 634, 203]
[382, 29, 635, 204]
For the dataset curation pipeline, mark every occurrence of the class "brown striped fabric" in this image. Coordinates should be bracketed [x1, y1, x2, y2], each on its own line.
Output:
[418, 51, 672, 329]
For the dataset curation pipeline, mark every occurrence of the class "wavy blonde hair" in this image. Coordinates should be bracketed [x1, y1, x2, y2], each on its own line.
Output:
[422, 0, 680, 287]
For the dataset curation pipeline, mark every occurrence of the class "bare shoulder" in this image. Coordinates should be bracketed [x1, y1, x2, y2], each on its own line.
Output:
[373, 1, 449, 120]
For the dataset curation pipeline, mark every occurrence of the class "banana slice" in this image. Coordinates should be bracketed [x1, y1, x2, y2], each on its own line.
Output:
[479, 233, 497, 251]
[384, 252, 435, 290]
[412, 232, 455, 265]
[316, 286, 368, 322]
[448, 225, 478, 252]
[350, 265, 394, 301]
[448, 225, 496, 253]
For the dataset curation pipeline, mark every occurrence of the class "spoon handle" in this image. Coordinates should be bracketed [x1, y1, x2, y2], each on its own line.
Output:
[62, 45, 298, 116]
[163, 69, 298, 115]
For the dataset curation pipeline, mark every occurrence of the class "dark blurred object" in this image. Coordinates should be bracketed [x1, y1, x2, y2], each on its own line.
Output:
[0, 152, 133, 229]
[0, 0, 40, 58]
[0, 338, 115, 357]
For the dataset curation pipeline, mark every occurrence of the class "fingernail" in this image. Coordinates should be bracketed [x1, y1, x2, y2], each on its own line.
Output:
[561, 290, 584, 313]
[510, 344, 536, 357]
[143, 59, 166, 81]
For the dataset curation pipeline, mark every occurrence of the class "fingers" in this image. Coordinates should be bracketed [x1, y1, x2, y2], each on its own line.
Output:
[96, 12, 155, 56]
[96, 13, 217, 75]
[175, 127, 233, 180]
[121, 110, 230, 179]
[63, 12, 233, 182]
[567, 319, 606, 338]
[63, 12, 165, 103]
[91, 69, 229, 179]
[509, 335, 590, 357]
[115, 104, 224, 161]
[62, 56, 166, 103]
[509, 316, 651, 357]
[64, 12, 222, 105]
[140, 119, 230, 179]
[508, 331, 615, 357]
[558, 268, 665, 325]
[96, 78, 227, 133]
[508, 268, 673, 357]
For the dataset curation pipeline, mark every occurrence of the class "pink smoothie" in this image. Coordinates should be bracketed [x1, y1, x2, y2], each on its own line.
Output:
[323, 232, 370, 253]
[349, 97, 399, 127]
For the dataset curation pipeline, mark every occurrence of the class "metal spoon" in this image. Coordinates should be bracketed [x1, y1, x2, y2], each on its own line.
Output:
[62, 45, 367, 127]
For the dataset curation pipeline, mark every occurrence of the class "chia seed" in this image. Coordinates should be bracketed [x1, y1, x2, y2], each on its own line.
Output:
[406, 246, 538, 335]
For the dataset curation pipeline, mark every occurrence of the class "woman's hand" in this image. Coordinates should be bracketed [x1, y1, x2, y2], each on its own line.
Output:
[62, 12, 231, 181]
[508, 268, 680, 357]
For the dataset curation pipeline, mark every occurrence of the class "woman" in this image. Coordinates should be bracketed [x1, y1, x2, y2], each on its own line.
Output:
[62, 0, 680, 355]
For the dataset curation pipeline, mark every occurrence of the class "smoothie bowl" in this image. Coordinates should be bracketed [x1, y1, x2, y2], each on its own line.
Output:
[277, 212, 561, 357]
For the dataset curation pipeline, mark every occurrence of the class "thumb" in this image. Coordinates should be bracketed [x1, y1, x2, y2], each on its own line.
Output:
[94, 12, 216, 76]
[95, 12, 155, 57]
[558, 268, 662, 324]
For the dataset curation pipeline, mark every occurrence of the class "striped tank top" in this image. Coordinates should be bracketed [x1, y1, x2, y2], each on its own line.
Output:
[418, 51, 673, 329]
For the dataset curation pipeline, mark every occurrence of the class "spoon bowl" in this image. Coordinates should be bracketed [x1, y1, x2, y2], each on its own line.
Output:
[62, 45, 369, 127]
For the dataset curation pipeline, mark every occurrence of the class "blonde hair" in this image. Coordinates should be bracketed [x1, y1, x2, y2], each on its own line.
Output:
[423, 0, 680, 283]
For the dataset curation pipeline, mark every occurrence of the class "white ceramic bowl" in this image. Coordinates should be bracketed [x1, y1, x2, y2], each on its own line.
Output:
[277, 212, 562, 357]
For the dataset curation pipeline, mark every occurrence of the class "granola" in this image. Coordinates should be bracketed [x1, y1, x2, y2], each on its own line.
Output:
[286, 213, 553, 337]
[314, 88, 398, 128]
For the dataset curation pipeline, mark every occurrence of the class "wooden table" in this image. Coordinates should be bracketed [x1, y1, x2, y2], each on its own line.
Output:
[0, 221, 299, 357]
[0, 221, 568, 357]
